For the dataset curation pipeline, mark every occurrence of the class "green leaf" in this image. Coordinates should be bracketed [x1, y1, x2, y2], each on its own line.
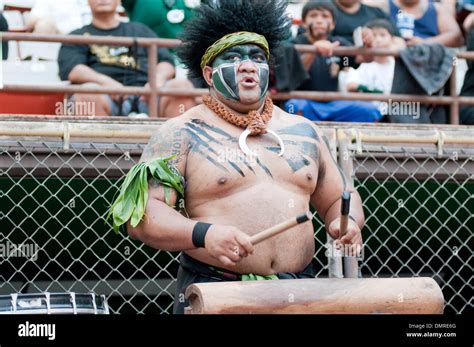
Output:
[106, 156, 185, 234]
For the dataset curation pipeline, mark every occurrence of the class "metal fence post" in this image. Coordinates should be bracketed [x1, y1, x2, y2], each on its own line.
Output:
[449, 63, 459, 125]
[147, 44, 158, 118]
[337, 129, 360, 278]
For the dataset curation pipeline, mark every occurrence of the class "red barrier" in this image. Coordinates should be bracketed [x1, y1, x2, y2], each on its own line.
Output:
[0, 92, 65, 115]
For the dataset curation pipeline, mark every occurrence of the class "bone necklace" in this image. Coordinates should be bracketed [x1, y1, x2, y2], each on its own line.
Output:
[202, 95, 285, 157]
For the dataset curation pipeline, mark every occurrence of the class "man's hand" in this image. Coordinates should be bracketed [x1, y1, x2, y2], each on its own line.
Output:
[328, 218, 363, 246]
[354, 27, 375, 63]
[406, 36, 425, 47]
[314, 40, 340, 57]
[141, 79, 168, 102]
[361, 27, 374, 48]
[99, 78, 125, 102]
[204, 225, 255, 267]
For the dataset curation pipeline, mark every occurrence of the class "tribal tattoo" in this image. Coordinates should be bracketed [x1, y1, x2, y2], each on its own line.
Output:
[182, 121, 322, 177]
[142, 119, 328, 180]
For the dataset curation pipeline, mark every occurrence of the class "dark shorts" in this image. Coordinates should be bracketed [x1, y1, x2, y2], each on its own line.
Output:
[70, 82, 160, 117]
[173, 252, 317, 314]
[107, 95, 161, 117]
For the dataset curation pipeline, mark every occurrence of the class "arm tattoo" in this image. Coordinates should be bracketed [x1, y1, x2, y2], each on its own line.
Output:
[141, 123, 185, 164]
[149, 177, 162, 188]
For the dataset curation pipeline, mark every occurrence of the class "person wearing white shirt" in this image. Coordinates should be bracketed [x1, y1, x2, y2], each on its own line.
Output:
[346, 19, 396, 95]
[346, 57, 395, 94]
[346, 19, 397, 119]
[25, 0, 92, 34]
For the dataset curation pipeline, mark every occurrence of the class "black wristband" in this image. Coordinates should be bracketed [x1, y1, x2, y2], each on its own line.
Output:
[192, 222, 212, 248]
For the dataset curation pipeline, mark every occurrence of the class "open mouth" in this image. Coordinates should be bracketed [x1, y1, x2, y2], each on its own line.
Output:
[240, 76, 258, 88]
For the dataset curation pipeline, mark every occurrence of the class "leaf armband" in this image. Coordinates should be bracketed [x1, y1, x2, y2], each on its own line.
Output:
[107, 156, 185, 234]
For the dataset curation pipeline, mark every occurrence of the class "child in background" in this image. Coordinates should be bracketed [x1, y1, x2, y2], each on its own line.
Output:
[346, 19, 396, 95]
[285, 0, 382, 122]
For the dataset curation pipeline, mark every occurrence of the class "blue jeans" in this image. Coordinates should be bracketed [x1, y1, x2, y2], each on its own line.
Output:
[284, 99, 382, 122]
[108, 95, 160, 117]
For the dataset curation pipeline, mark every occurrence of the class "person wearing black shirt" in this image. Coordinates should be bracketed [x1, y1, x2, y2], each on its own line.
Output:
[333, 0, 393, 43]
[58, 0, 196, 117]
[0, 12, 8, 60]
[284, 1, 382, 122]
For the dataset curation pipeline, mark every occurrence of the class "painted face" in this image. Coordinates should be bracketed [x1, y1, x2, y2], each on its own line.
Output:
[211, 44, 269, 102]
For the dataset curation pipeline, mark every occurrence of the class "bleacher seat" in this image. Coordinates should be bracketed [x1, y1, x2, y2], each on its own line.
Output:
[0, 60, 67, 115]
[2, 60, 64, 83]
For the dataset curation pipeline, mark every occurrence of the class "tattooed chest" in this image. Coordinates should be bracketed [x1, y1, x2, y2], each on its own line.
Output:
[184, 119, 320, 195]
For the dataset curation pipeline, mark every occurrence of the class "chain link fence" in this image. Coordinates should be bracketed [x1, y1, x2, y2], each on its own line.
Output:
[0, 121, 472, 314]
[347, 139, 473, 314]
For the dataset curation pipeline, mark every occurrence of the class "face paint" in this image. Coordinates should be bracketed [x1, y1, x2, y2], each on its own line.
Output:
[211, 45, 269, 102]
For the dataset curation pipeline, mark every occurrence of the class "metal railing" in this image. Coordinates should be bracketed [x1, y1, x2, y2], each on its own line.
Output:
[0, 118, 472, 314]
[1, 32, 474, 123]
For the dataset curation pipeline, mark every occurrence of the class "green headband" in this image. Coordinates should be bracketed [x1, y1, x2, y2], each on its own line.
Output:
[200, 31, 270, 69]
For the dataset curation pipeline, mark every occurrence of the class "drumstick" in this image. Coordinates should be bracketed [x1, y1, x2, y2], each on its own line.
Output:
[339, 191, 351, 239]
[250, 211, 312, 246]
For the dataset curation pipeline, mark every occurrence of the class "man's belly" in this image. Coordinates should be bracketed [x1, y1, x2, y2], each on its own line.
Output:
[185, 184, 316, 275]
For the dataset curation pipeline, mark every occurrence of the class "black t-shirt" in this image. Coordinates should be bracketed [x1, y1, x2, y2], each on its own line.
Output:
[0, 12, 8, 60]
[333, 3, 394, 44]
[58, 22, 174, 86]
[293, 34, 354, 92]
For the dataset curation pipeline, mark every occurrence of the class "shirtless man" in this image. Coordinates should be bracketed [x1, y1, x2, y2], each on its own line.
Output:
[120, 0, 364, 314]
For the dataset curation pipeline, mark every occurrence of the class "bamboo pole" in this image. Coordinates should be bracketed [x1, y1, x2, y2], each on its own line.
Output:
[0, 121, 472, 145]
[0, 121, 157, 138]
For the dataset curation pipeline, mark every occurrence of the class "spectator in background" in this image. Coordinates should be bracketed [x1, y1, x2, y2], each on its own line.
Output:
[346, 19, 396, 94]
[460, 12, 474, 125]
[437, 0, 456, 16]
[385, 0, 463, 47]
[25, 0, 92, 34]
[463, 10, 474, 33]
[458, 1, 474, 35]
[122, 0, 201, 40]
[285, 0, 382, 122]
[0, 10, 8, 60]
[58, 0, 196, 117]
[346, 19, 396, 117]
[364, 0, 457, 16]
[332, 0, 400, 43]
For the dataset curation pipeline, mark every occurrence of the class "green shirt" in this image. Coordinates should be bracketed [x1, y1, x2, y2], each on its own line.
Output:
[122, 0, 199, 40]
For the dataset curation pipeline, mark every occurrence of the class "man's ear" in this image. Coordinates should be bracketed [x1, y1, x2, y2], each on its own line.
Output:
[203, 66, 213, 87]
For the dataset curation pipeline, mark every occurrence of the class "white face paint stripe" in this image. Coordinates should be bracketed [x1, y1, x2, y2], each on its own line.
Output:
[212, 60, 270, 101]
[212, 63, 239, 99]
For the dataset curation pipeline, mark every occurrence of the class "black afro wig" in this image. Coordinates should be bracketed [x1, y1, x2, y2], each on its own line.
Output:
[177, 0, 292, 84]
